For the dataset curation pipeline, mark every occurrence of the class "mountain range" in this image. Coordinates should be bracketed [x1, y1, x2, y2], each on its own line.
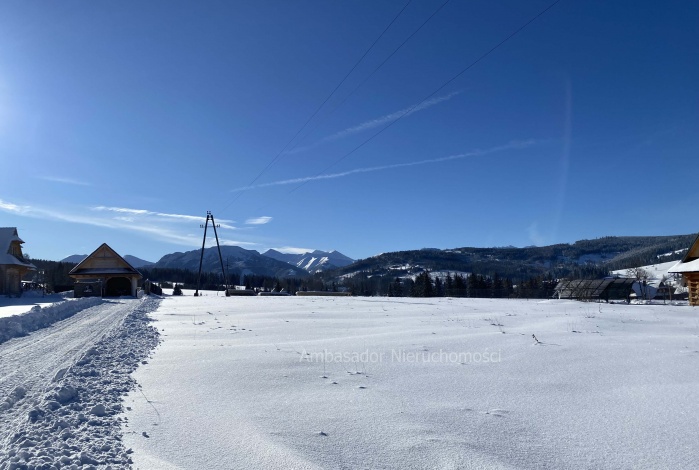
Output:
[63, 248, 354, 277]
[61, 254, 155, 268]
[149, 245, 308, 279]
[60, 234, 696, 282]
[262, 249, 354, 273]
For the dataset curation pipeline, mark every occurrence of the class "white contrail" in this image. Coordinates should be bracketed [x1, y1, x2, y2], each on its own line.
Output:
[288, 91, 462, 154]
[233, 140, 538, 192]
[37, 176, 92, 186]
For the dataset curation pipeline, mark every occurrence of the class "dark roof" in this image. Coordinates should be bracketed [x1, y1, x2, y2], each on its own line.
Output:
[554, 278, 635, 300]
[0, 227, 36, 270]
[69, 243, 141, 278]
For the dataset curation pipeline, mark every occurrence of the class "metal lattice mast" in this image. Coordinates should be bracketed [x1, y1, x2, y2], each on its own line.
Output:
[209, 212, 229, 295]
[195, 211, 229, 297]
[194, 212, 211, 297]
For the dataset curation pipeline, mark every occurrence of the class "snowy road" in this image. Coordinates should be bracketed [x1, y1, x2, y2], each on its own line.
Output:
[1, 297, 161, 468]
[0, 299, 129, 403]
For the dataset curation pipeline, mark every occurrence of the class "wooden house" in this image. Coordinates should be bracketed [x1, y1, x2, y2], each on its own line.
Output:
[69, 243, 142, 297]
[0, 227, 36, 296]
[669, 234, 699, 306]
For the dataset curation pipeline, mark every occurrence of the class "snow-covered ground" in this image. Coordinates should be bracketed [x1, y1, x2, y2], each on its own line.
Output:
[611, 260, 687, 299]
[122, 294, 699, 469]
[1, 292, 696, 469]
[611, 260, 682, 281]
[0, 296, 160, 469]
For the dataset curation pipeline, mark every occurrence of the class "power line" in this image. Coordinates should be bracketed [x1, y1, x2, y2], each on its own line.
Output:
[282, 0, 453, 159]
[218, 0, 413, 215]
[285, 0, 563, 196]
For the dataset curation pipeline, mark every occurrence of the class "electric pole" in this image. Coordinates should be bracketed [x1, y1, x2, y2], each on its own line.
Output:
[195, 211, 229, 297]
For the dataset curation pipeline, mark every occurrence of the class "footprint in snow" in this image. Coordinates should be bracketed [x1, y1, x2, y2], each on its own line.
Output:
[485, 409, 510, 417]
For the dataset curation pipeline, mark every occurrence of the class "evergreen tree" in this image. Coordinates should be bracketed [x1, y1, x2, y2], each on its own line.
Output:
[416, 271, 434, 297]
[393, 278, 403, 297]
[492, 273, 503, 298]
[410, 277, 421, 297]
[434, 276, 443, 297]
[453, 274, 466, 297]
[467, 273, 479, 297]
[505, 277, 514, 298]
[403, 278, 414, 297]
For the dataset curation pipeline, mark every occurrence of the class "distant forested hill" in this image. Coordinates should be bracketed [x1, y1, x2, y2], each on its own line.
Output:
[326, 234, 696, 281]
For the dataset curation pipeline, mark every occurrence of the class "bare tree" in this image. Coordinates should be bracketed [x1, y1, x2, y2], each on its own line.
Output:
[626, 267, 650, 300]
[659, 274, 669, 303]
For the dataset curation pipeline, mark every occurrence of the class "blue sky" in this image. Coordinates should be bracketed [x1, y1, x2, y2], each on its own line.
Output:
[1, 0, 697, 262]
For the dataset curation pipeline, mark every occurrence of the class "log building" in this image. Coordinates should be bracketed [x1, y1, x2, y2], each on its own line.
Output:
[669, 234, 699, 306]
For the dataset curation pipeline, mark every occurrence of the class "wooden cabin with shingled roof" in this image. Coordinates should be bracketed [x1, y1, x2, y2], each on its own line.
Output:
[69, 243, 142, 297]
[669, 234, 699, 306]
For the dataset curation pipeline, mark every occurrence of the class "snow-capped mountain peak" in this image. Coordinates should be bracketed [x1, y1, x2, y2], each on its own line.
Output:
[262, 249, 354, 273]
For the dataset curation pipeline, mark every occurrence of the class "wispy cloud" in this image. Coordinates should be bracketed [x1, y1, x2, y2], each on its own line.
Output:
[270, 246, 314, 255]
[289, 91, 462, 154]
[0, 199, 30, 213]
[0, 199, 254, 247]
[245, 216, 272, 225]
[37, 176, 92, 186]
[220, 239, 258, 247]
[92, 206, 237, 230]
[234, 140, 538, 192]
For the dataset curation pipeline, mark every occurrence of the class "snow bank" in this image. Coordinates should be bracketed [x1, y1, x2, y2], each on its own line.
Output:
[1, 296, 161, 469]
[0, 291, 71, 319]
[0, 298, 104, 345]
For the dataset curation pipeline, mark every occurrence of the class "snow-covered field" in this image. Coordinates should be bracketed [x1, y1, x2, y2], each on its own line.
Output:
[121, 294, 699, 469]
[1, 292, 697, 469]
